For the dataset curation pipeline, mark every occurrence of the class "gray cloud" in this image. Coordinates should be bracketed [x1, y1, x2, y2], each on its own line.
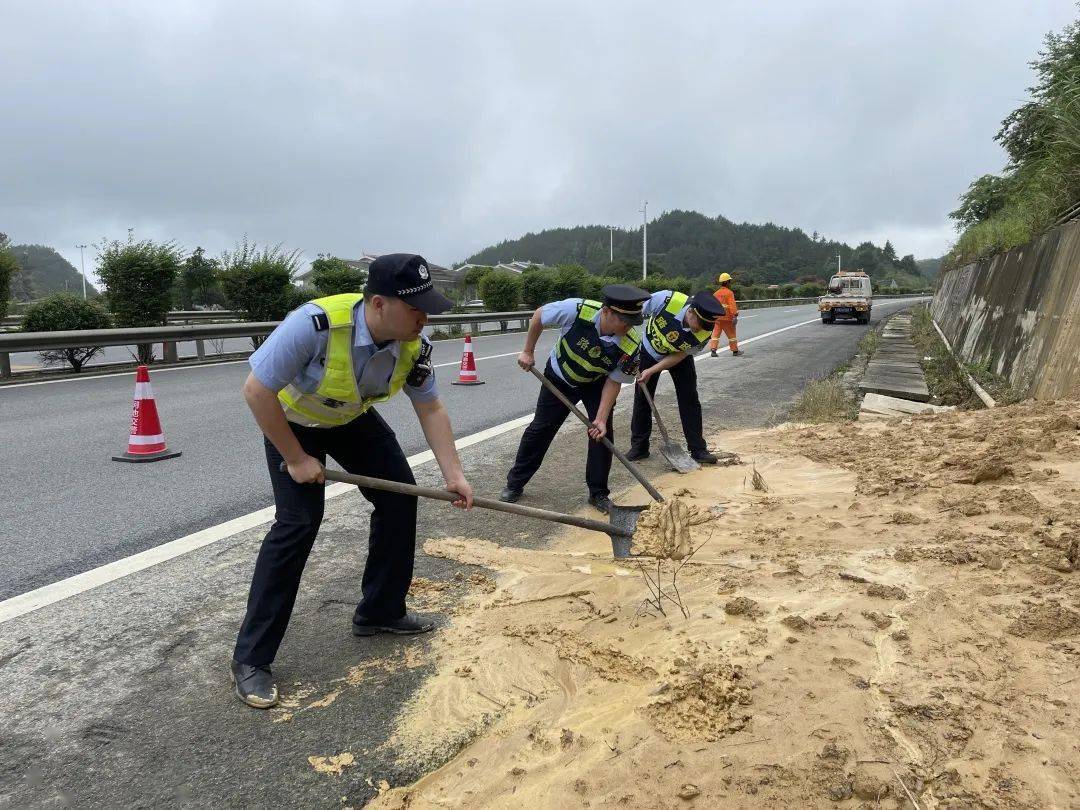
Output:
[2, 0, 1075, 281]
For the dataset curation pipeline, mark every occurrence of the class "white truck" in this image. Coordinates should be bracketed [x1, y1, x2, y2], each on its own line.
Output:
[818, 270, 872, 324]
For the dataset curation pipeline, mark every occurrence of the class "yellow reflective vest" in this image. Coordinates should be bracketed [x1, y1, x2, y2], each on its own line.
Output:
[644, 291, 712, 355]
[278, 293, 422, 428]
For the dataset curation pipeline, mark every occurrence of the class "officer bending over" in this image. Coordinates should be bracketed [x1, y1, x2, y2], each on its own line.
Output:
[627, 290, 725, 464]
[500, 284, 648, 514]
[231, 254, 473, 709]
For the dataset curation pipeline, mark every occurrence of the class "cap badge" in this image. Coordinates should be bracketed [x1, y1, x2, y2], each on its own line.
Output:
[418, 263, 430, 281]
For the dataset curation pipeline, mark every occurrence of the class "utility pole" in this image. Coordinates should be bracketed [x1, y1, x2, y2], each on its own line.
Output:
[641, 200, 648, 281]
[76, 243, 89, 299]
[609, 227, 613, 263]
[836, 253, 841, 274]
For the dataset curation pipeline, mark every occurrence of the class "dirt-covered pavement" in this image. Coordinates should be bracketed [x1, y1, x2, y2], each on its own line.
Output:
[368, 400, 1080, 809]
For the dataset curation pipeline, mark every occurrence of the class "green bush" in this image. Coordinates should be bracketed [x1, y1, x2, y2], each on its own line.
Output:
[310, 256, 365, 295]
[478, 270, 521, 313]
[521, 268, 555, 308]
[0, 238, 18, 319]
[550, 264, 588, 299]
[96, 237, 183, 363]
[219, 238, 304, 347]
[21, 293, 113, 372]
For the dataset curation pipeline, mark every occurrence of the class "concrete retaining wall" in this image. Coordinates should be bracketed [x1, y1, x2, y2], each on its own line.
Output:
[932, 218, 1080, 399]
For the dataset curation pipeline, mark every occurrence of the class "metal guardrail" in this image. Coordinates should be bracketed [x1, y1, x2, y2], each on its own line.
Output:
[1, 309, 244, 328]
[0, 311, 535, 379]
[0, 296, 929, 379]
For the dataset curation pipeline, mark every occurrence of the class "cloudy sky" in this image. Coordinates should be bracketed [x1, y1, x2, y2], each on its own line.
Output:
[2, 1, 1076, 281]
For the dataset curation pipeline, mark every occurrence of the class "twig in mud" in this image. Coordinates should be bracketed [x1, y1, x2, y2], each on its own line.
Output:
[664, 759, 682, 769]
[751, 463, 769, 492]
[1061, 676, 1077, 686]
[719, 737, 770, 748]
[839, 571, 871, 584]
[891, 767, 922, 810]
[475, 691, 506, 709]
[512, 683, 540, 700]
[502, 589, 592, 607]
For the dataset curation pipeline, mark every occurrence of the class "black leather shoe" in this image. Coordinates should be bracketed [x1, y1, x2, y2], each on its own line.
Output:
[709, 350, 718, 358]
[230, 660, 279, 709]
[731, 350, 744, 356]
[499, 487, 523, 503]
[691, 449, 718, 465]
[625, 446, 649, 461]
[352, 613, 436, 637]
[588, 493, 614, 514]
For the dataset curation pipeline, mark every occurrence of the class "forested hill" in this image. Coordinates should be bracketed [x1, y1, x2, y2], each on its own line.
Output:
[465, 209, 926, 286]
[8, 244, 99, 300]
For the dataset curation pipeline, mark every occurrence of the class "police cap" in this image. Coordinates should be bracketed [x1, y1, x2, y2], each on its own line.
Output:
[365, 253, 453, 315]
[689, 290, 726, 324]
[600, 283, 649, 325]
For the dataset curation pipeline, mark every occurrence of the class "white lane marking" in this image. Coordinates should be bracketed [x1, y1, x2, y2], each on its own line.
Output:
[434, 350, 519, 369]
[0, 306, 869, 624]
[0, 359, 251, 389]
[0, 413, 535, 625]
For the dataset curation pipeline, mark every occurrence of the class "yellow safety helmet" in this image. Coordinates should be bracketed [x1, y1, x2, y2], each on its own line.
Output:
[717, 272, 733, 283]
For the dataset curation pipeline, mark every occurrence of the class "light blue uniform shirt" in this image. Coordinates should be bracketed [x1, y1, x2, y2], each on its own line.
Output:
[249, 300, 438, 404]
[540, 298, 635, 386]
[641, 290, 707, 361]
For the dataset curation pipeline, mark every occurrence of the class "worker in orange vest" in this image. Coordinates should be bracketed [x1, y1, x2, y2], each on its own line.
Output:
[709, 273, 742, 356]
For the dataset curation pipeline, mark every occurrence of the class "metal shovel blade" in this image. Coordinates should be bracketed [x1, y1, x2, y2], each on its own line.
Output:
[660, 443, 699, 474]
[609, 503, 649, 559]
[639, 383, 699, 474]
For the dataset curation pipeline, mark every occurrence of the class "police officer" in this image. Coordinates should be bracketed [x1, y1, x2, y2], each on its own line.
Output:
[500, 284, 649, 513]
[231, 254, 474, 709]
[627, 290, 726, 464]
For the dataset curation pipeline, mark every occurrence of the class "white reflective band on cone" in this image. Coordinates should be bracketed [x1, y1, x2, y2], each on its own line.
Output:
[128, 434, 166, 445]
[133, 383, 155, 399]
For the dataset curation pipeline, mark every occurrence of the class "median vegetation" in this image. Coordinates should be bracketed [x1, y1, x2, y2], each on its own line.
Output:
[909, 305, 1020, 407]
[946, 17, 1080, 268]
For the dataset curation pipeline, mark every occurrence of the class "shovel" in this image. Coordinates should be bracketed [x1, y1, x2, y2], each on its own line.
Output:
[279, 462, 647, 558]
[637, 382, 699, 474]
[527, 366, 664, 502]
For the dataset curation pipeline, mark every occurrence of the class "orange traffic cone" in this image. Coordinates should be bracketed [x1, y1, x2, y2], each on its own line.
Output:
[451, 334, 485, 386]
[112, 365, 183, 462]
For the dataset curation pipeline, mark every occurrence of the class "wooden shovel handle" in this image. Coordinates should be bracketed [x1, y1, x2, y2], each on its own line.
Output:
[527, 366, 664, 502]
[277, 462, 630, 537]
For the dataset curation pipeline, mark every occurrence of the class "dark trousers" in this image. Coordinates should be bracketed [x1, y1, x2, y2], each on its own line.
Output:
[506, 363, 613, 498]
[630, 351, 707, 453]
[233, 409, 417, 666]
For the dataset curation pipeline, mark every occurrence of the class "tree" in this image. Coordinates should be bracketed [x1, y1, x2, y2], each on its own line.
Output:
[478, 270, 521, 313]
[219, 238, 304, 345]
[21, 293, 113, 372]
[0, 233, 17, 319]
[882, 240, 897, 263]
[898, 254, 921, 276]
[178, 247, 220, 309]
[949, 174, 1014, 229]
[310, 255, 366, 295]
[96, 237, 184, 363]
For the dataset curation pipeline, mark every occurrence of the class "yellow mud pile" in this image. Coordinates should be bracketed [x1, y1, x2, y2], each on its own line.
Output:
[350, 399, 1080, 808]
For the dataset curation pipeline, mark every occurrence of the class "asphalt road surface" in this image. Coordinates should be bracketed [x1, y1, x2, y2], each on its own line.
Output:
[0, 297, 925, 808]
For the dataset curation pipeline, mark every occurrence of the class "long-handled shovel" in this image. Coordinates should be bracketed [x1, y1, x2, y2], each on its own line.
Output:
[638, 383, 699, 474]
[280, 463, 647, 558]
[526, 366, 663, 503]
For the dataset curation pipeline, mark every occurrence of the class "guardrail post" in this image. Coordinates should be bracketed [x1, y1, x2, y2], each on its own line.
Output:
[195, 339, 206, 360]
[0, 351, 10, 379]
[163, 341, 179, 363]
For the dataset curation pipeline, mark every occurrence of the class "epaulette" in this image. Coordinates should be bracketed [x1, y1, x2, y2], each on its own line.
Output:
[311, 312, 330, 331]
